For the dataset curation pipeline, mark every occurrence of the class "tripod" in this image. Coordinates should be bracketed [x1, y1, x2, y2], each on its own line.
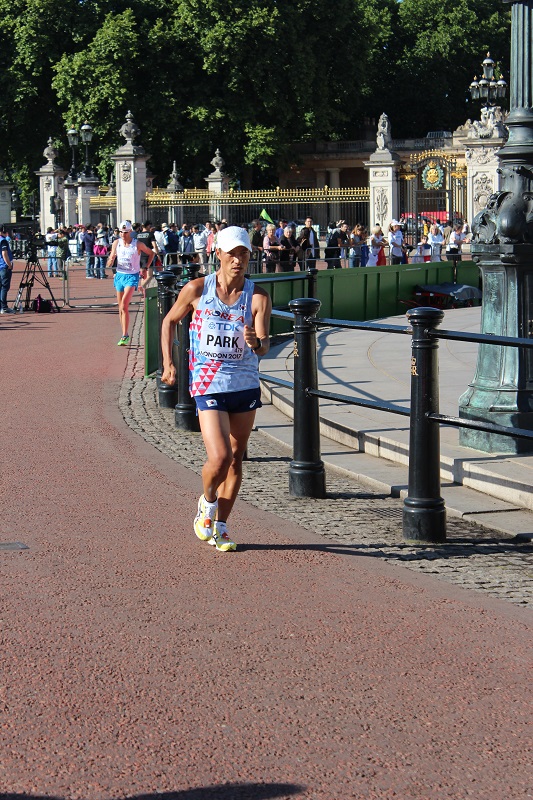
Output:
[13, 252, 60, 313]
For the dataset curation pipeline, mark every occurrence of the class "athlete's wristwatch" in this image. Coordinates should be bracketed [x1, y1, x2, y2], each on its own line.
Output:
[252, 338, 262, 352]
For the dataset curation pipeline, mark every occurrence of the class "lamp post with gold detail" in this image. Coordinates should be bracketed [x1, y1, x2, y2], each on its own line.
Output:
[459, 0, 533, 453]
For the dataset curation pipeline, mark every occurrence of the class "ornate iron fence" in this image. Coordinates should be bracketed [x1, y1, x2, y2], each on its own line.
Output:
[142, 187, 370, 231]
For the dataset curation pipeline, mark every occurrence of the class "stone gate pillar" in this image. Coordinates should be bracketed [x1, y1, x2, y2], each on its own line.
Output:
[77, 174, 100, 226]
[35, 138, 67, 230]
[206, 149, 229, 221]
[364, 113, 401, 231]
[111, 111, 150, 224]
[63, 178, 78, 227]
[0, 172, 13, 226]
[454, 109, 507, 225]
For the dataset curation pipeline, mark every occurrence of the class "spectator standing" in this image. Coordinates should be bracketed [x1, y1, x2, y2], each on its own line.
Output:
[137, 220, 157, 264]
[192, 224, 209, 269]
[278, 224, 299, 272]
[0, 229, 14, 314]
[360, 227, 370, 266]
[442, 220, 453, 249]
[249, 219, 264, 274]
[179, 225, 196, 265]
[297, 217, 320, 269]
[56, 228, 70, 276]
[388, 221, 404, 265]
[45, 227, 59, 278]
[411, 235, 432, 263]
[136, 220, 158, 291]
[82, 224, 96, 278]
[154, 224, 166, 256]
[349, 224, 365, 268]
[428, 223, 444, 262]
[164, 223, 180, 265]
[275, 219, 288, 239]
[325, 223, 341, 269]
[446, 224, 466, 259]
[366, 225, 386, 267]
[75, 225, 85, 258]
[94, 223, 110, 279]
[263, 223, 282, 273]
[338, 222, 350, 266]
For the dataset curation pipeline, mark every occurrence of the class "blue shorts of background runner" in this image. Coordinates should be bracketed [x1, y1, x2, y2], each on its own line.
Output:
[114, 272, 140, 292]
[194, 387, 262, 414]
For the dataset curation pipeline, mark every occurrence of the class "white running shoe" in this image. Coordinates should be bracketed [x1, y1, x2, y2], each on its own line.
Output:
[208, 520, 237, 552]
[194, 494, 218, 541]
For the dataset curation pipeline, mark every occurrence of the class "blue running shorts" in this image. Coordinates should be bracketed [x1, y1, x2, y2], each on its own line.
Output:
[194, 387, 262, 414]
[114, 272, 140, 292]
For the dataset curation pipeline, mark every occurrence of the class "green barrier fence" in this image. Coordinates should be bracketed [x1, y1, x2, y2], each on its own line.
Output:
[144, 261, 480, 376]
[145, 287, 159, 377]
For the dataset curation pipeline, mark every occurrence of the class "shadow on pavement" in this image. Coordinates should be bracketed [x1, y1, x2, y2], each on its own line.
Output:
[240, 540, 533, 560]
[0, 786, 304, 800]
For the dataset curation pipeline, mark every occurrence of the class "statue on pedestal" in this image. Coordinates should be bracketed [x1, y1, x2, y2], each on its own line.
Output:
[376, 113, 392, 151]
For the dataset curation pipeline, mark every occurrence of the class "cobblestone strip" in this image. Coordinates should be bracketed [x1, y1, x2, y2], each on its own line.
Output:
[118, 307, 533, 607]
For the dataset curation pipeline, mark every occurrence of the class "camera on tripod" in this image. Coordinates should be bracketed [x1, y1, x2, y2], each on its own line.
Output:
[12, 229, 60, 313]
[25, 230, 45, 261]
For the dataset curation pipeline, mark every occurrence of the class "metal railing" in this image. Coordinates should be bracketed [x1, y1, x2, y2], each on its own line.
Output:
[259, 300, 533, 545]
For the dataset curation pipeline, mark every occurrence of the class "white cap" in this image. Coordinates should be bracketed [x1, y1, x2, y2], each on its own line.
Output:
[119, 220, 132, 232]
[216, 226, 252, 253]
[391, 219, 402, 227]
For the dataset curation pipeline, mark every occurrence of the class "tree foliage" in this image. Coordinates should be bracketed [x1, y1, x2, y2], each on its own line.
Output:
[0, 0, 511, 194]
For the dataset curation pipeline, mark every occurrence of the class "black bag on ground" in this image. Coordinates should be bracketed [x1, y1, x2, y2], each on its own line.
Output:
[32, 294, 53, 313]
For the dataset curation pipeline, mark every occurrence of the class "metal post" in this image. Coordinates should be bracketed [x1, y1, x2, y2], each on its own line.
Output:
[166, 264, 183, 280]
[306, 267, 318, 298]
[288, 297, 326, 498]
[182, 261, 201, 282]
[155, 271, 179, 408]
[174, 274, 200, 431]
[403, 306, 446, 544]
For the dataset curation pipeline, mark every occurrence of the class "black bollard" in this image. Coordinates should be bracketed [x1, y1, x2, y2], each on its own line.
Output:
[166, 264, 183, 280]
[174, 274, 200, 431]
[306, 267, 318, 299]
[155, 270, 179, 408]
[182, 261, 202, 282]
[403, 307, 446, 544]
[288, 298, 326, 498]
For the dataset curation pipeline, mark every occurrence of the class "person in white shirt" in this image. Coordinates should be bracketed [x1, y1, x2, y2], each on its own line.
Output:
[45, 227, 59, 278]
[388, 220, 404, 265]
[366, 225, 385, 267]
[192, 224, 209, 269]
[446, 224, 466, 258]
[428, 223, 444, 262]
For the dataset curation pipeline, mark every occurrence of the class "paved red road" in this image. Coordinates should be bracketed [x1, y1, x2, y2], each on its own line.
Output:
[0, 307, 531, 800]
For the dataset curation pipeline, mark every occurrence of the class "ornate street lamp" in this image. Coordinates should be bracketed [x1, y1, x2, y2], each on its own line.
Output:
[67, 127, 79, 180]
[469, 52, 507, 110]
[80, 121, 93, 178]
[459, 1, 533, 453]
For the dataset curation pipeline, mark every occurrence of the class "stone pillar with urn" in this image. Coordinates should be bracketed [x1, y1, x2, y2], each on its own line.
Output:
[205, 149, 230, 221]
[36, 138, 67, 230]
[111, 111, 151, 225]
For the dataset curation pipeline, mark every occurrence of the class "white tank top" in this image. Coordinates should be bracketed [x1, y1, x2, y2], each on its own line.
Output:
[116, 239, 141, 274]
